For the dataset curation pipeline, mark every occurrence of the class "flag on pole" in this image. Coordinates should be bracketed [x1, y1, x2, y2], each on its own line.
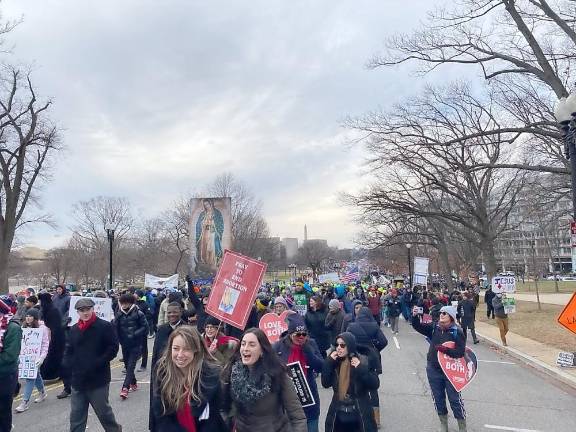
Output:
[341, 266, 359, 283]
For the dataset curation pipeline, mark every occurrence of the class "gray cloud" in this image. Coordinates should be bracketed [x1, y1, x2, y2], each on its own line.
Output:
[3, 0, 437, 249]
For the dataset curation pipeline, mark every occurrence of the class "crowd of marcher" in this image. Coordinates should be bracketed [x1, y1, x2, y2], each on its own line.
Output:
[0, 274, 499, 432]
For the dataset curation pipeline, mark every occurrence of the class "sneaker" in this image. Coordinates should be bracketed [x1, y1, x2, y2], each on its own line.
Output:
[15, 401, 29, 413]
[57, 389, 71, 399]
[120, 388, 129, 400]
[136, 366, 146, 372]
[34, 392, 47, 403]
[129, 384, 138, 392]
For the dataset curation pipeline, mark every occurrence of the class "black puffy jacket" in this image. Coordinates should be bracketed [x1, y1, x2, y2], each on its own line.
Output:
[115, 305, 148, 348]
[347, 307, 388, 374]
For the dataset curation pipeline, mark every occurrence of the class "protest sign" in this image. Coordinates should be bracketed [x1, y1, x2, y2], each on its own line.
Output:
[18, 327, 45, 379]
[68, 296, 114, 326]
[556, 351, 576, 367]
[206, 250, 267, 330]
[437, 341, 478, 392]
[503, 297, 516, 314]
[421, 313, 433, 324]
[293, 293, 308, 316]
[287, 361, 316, 407]
[144, 273, 179, 290]
[558, 292, 576, 335]
[492, 276, 516, 294]
[318, 273, 340, 284]
[259, 311, 290, 343]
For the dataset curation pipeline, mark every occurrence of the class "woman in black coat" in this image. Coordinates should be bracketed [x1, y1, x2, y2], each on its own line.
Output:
[38, 292, 65, 380]
[304, 295, 330, 357]
[152, 326, 227, 431]
[321, 332, 379, 432]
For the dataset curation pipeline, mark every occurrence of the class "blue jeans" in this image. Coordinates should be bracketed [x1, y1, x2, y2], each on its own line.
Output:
[23, 373, 45, 402]
[307, 418, 319, 432]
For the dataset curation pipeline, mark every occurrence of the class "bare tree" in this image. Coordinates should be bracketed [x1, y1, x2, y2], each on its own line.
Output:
[0, 67, 61, 293]
[297, 240, 336, 278]
[46, 247, 74, 284]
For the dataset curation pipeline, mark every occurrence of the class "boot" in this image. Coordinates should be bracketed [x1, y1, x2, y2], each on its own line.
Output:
[458, 418, 467, 432]
[373, 407, 381, 429]
[438, 414, 448, 432]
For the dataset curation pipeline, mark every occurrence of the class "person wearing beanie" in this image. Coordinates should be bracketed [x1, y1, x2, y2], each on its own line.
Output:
[325, 299, 345, 349]
[0, 297, 22, 431]
[202, 315, 238, 365]
[411, 304, 467, 432]
[15, 308, 51, 413]
[321, 332, 379, 432]
[273, 296, 289, 315]
[273, 313, 324, 432]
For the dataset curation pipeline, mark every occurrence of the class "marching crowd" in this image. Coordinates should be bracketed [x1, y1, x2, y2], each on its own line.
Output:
[0, 275, 503, 432]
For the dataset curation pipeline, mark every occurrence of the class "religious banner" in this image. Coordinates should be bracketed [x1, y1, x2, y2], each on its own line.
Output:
[189, 197, 233, 274]
[437, 341, 478, 392]
[68, 296, 114, 326]
[287, 361, 316, 407]
[144, 273, 179, 290]
[18, 327, 45, 379]
[259, 311, 290, 343]
[206, 250, 267, 330]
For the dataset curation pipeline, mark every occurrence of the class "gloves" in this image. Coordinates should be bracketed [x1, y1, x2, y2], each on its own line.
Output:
[435, 345, 449, 354]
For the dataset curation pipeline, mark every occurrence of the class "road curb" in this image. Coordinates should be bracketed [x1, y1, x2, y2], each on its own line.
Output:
[475, 331, 576, 390]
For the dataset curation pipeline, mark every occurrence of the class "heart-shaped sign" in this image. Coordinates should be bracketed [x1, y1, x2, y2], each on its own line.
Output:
[259, 311, 291, 343]
[437, 341, 478, 392]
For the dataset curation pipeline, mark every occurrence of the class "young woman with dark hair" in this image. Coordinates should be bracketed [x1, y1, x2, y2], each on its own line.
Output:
[152, 326, 227, 431]
[221, 328, 307, 432]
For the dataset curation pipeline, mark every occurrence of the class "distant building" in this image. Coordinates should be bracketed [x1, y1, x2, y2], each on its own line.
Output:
[303, 239, 328, 248]
[282, 238, 299, 262]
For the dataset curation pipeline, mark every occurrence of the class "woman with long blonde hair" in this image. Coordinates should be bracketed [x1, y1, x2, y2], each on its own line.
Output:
[151, 326, 227, 431]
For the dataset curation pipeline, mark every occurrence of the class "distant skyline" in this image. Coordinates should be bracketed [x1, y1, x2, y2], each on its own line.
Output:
[1, 0, 442, 251]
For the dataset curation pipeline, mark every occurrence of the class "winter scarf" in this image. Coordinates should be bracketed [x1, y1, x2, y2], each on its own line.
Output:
[337, 358, 351, 401]
[78, 312, 97, 332]
[287, 343, 308, 372]
[230, 360, 272, 405]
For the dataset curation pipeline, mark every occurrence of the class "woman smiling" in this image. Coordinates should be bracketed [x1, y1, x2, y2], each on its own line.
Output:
[152, 326, 227, 431]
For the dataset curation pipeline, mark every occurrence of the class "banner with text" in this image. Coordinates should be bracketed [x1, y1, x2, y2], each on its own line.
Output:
[144, 273, 179, 290]
[206, 250, 267, 330]
[287, 361, 316, 407]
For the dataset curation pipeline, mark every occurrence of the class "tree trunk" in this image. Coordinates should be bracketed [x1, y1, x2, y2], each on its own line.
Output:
[437, 239, 454, 291]
[481, 236, 498, 287]
[0, 247, 10, 294]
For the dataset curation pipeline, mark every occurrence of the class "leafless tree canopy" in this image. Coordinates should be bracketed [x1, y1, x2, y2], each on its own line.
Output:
[0, 67, 61, 293]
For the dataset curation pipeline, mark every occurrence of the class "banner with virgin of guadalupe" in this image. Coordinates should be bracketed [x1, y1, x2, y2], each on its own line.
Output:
[189, 197, 233, 274]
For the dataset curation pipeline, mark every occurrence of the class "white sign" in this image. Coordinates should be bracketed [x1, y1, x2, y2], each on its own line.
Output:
[144, 273, 179, 290]
[413, 257, 429, 275]
[491, 276, 516, 294]
[556, 351, 576, 367]
[68, 297, 114, 326]
[318, 273, 340, 284]
[413, 274, 428, 286]
[503, 297, 516, 314]
[18, 327, 45, 379]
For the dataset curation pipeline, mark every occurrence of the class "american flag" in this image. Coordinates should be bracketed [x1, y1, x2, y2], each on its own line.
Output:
[340, 266, 360, 283]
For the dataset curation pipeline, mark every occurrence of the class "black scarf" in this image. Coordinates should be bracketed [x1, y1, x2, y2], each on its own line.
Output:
[230, 360, 271, 405]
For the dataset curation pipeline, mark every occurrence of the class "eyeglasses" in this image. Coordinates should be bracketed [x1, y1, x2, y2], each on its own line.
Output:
[294, 332, 308, 337]
[336, 343, 347, 348]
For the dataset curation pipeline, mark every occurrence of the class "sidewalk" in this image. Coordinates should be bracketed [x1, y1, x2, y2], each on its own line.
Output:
[475, 321, 576, 389]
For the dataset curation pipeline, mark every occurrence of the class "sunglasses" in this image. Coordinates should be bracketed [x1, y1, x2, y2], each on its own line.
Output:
[440, 312, 449, 316]
[336, 343, 347, 348]
[294, 332, 308, 337]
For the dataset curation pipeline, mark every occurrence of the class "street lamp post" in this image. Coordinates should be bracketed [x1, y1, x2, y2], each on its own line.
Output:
[406, 243, 412, 289]
[106, 226, 115, 292]
[554, 94, 576, 273]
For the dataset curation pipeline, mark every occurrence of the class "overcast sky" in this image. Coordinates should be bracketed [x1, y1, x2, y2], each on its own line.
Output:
[2, 0, 439, 250]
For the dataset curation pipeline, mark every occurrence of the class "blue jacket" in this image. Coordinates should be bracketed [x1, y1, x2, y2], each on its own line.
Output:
[273, 335, 324, 420]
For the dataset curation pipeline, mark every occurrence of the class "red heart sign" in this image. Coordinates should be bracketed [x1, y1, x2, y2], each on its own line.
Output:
[437, 341, 478, 392]
[259, 311, 290, 343]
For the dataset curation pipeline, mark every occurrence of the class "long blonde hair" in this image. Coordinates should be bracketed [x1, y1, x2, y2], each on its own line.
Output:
[156, 326, 215, 414]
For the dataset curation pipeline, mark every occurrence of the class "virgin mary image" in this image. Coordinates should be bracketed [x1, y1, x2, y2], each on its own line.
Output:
[195, 199, 225, 268]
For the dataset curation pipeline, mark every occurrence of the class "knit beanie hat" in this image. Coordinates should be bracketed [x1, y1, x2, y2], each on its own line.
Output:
[439, 305, 457, 322]
[328, 299, 341, 311]
[25, 308, 40, 320]
[286, 313, 307, 334]
[274, 296, 288, 308]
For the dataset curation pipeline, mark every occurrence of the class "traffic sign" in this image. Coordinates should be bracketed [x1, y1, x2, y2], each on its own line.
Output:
[558, 292, 576, 335]
[491, 276, 516, 294]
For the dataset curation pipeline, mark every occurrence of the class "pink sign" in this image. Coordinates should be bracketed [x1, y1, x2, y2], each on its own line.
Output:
[259, 311, 290, 343]
[437, 341, 478, 392]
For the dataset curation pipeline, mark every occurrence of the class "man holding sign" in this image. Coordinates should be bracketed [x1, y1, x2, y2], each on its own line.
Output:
[412, 305, 469, 432]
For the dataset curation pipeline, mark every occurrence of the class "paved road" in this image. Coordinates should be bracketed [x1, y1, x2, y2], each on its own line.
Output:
[12, 320, 576, 432]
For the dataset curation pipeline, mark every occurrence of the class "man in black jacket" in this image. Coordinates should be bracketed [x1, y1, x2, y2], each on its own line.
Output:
[64, 298, 121, 432]
[115, 293, 148, 399]
[484, 286, 496, 319]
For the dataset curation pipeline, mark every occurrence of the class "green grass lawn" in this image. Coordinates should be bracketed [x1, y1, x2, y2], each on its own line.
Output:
[514, 280, 576, 293]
